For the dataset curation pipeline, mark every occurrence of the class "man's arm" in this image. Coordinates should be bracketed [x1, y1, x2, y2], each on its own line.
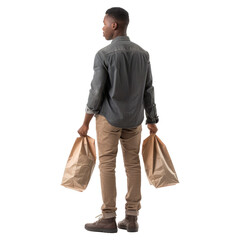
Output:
[143, 52, 159, 124]
[78, 51, 108, 136]
[84, 51, 108, 123]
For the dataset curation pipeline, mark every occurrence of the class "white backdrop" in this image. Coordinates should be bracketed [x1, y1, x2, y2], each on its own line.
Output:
[0, 0, 239, 239]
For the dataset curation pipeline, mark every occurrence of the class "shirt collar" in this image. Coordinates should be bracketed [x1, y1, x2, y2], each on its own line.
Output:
[111, 35, 130, 44]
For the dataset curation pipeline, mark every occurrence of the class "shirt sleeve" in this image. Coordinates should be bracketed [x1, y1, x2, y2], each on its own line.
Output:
[143, 52, 159, 124]
[85, 51, 108, 115]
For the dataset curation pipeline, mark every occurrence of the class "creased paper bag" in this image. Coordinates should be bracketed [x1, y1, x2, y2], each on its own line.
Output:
[142, 134, 179, 188]
[61, 135, 96, 192]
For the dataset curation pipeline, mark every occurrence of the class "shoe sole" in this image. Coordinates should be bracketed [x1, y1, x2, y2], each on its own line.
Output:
[85, 226, 118, 233]
[118, 224, 138, 232]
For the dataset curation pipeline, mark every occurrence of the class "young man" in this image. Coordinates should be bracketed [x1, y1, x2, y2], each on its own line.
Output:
[78, 7, 159, 233]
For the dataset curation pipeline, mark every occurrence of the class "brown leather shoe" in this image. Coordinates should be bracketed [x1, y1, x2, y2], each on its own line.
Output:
[118, 214, 139, 232]
[85, 214, 118, 233]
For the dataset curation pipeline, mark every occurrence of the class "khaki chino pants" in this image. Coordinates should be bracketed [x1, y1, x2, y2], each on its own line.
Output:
[95, 114, 142, 219]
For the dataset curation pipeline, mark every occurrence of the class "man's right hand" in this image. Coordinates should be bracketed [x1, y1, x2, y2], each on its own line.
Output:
[147, 123, 158, 135]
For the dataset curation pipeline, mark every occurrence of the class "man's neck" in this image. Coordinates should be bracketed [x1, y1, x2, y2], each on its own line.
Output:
[112, 32, 127, 39]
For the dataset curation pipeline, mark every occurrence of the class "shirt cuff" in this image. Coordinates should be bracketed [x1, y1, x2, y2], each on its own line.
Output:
[145, 116, 159, 124]
[85, 105, 95, 114]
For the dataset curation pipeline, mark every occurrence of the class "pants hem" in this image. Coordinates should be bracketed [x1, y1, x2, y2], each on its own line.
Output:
[102, 212, 117, 219]
[126, 210, 139, 216]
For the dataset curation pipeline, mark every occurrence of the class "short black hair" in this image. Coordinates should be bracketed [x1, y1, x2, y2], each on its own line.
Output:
[105, 7, 129, 26]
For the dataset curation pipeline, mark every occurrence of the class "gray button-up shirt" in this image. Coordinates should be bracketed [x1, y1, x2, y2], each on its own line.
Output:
[85, 35, 159, 128]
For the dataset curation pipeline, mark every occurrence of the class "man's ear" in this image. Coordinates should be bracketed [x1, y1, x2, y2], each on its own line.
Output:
[112, 22, 118, 30]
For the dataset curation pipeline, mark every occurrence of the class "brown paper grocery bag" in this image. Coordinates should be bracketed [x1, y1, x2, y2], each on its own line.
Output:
[142, 134, 179, 188]
[61, 135, 96, 192]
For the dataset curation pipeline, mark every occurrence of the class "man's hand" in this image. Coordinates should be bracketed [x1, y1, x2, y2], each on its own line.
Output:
[77, 113, 94, 137]
[147, 123, 158, 135]
[77, 124, 89, 137]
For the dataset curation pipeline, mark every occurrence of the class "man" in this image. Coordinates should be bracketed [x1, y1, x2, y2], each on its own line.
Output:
[78, 7, 159, 233]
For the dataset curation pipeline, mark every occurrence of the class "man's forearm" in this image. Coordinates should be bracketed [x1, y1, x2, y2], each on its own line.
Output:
[83, 112, 94, 126]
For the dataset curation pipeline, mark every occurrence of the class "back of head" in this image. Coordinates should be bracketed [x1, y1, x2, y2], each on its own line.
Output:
[105, 7, 129, 30]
